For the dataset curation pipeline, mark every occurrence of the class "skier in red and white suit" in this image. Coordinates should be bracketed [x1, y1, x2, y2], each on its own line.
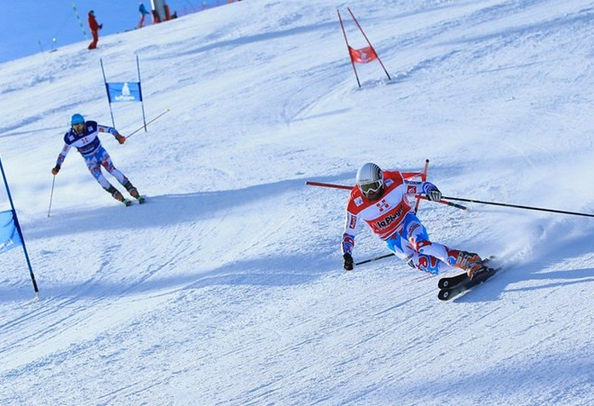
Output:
[341, 163, 484, 277]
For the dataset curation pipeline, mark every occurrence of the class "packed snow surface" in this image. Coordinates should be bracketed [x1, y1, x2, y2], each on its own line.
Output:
[1, 0, 594, 404]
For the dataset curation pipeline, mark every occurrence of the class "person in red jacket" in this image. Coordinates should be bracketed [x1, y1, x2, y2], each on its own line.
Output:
[87, 10, 103, 50]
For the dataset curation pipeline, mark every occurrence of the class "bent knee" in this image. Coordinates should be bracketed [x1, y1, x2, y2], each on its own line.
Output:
[410, 238, 432, 252]
[412, 254, 440, 275]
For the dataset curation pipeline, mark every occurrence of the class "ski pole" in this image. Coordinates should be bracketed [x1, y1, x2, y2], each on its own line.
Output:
[126, 108, 170, 139]
[443, 196, 594, 218]
[416, 195, 467, 210]
[355, 253, 394, 266]
[48, 175, 56, 218]
[305, 181, 467, 210]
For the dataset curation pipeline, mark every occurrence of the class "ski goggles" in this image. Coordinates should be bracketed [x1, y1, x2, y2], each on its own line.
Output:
[359, 180, 383, 196]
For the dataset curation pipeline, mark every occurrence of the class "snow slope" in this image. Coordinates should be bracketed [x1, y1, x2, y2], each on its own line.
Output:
[1, 0, 594, 404]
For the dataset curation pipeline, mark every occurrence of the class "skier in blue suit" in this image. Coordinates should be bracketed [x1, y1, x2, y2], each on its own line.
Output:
[51, 114, 144, 206]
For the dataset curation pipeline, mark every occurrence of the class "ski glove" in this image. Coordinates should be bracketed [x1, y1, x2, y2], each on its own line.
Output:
[343, 253, 354, 271]
[426, 185, 442, 202]
[115, 134, 126, 144]
[51, 164, 61, 175]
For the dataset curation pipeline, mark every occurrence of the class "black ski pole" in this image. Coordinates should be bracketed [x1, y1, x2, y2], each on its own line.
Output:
[126, 108, 170, 139]
[440, 200, 467, 210]
[416, 195, 467, 210]
[443, 196, 594, 218]
[355, 253, 394, 266]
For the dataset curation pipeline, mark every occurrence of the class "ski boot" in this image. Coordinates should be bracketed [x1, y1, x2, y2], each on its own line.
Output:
[106, 185, 131, 206]
[123, 180, 145, 204]
[454, 250, 484, 279]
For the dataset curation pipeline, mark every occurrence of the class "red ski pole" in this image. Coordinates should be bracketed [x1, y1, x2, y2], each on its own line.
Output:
[305, 180, 466, 210]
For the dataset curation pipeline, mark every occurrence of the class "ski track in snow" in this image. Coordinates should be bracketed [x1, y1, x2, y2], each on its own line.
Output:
[2, 0, 594, 404]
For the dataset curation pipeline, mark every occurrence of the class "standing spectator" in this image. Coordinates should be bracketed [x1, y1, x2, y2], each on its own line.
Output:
[138, 2, 150, 28]
[87, 10, 102, 50]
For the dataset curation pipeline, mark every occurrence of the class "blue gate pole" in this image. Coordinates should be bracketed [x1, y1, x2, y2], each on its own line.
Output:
[136, 55, 148, 132]
[0, 152, 39, 294]
[100, 58, 117, 128]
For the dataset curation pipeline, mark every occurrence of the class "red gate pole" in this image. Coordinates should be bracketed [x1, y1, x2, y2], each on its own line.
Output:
[338, 9, 361, 88]
[347, 7, 391, 81]
[414, 159, 429, 213]
[305, 181, 352, 190]
[305, 178, 466, 210]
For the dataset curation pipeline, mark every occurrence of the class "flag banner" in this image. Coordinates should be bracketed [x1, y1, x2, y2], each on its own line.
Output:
[402, 171, 426, 180]
[107, 82, 142, 103]
[348, 45, 378, 64]
[0, 209, 22, 254]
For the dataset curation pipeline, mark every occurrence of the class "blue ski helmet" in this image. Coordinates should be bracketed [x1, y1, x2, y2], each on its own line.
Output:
[71, 114, 85, 126]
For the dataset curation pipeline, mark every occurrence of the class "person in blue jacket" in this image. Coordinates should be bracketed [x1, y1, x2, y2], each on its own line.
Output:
[51, 114, 144, 206]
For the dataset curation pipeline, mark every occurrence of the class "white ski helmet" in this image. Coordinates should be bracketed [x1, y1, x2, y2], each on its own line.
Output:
[356, 162, 384, 199]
